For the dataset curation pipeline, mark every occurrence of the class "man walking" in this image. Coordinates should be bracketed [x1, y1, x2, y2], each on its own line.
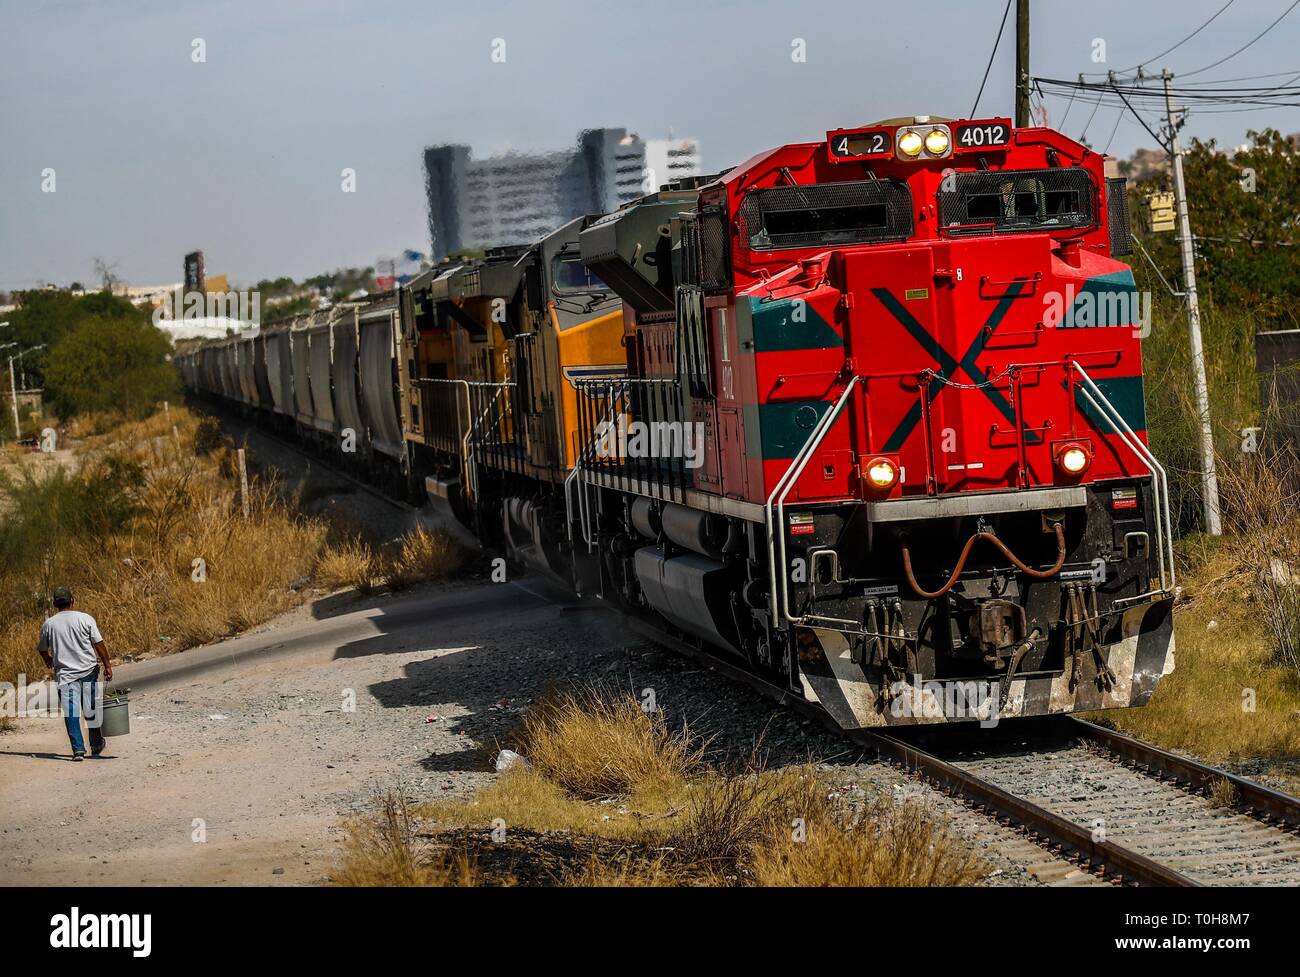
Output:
[36, 587, 114, 760]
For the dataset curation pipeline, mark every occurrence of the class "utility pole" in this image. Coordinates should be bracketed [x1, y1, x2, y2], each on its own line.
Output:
[0, 340, 14, 446]
[8, 355, 17, 439]
[6, 344, 45, 442]
[1162, 69, 1222, 536]
[1015, 0, 1031, 127]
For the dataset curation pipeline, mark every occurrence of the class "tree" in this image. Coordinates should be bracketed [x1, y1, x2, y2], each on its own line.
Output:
[93, 257, 120, 292]
[1133, 129, 1300, 328]
[1, 289, 145, 390]
[43, 316, 179, 419]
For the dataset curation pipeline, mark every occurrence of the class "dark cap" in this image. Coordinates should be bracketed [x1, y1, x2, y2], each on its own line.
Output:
[52, 586, 73, 606]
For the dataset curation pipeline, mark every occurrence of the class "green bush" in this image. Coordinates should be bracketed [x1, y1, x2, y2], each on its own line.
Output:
[42, 315, 180, 420]
[0, 456, 144, 618]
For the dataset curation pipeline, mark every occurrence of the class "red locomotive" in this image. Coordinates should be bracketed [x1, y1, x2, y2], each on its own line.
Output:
[572, 115, 1174, 727]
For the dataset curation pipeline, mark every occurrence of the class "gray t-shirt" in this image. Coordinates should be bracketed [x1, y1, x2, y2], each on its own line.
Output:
[37, 610, 103, 686]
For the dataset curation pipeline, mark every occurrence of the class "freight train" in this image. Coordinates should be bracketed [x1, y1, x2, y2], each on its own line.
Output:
[178, 115, 1176, 728]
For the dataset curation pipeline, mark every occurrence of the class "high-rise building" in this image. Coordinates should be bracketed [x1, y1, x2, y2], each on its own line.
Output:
[423, 128, 702, 259]
[643, 138, 704, 197]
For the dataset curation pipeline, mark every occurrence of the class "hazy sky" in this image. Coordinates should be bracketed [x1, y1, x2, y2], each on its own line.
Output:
[2, 0, 1297, 290]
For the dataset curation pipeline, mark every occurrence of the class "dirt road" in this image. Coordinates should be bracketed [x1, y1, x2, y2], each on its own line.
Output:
[0, 576, 614, 885]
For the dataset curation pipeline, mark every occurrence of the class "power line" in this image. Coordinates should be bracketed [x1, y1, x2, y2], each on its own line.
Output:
[971, 0, 1014, 118]
[1178, 67, 1300, 85]
[1083, 0, 1236, 79]
[1107, 79, 1171, 152]
[1057, 82, 1080, 128]
[1034, 76, 1300, 113]
[1102, 106, 1126, 151]
[1036, 76, 1300, 99]
[1179, 0, 1300, 77]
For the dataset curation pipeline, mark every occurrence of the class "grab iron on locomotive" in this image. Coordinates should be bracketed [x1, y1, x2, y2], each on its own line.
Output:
[179, 115, 1177, 729]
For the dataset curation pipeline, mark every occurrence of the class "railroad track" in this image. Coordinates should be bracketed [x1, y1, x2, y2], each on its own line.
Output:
[625, 617, 1300, 887]
[205, 404, 416, 514]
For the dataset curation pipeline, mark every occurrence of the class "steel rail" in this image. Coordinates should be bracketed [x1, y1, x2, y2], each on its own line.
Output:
[860, 728, 1200, 887]
[1068, 717, 1300, 831]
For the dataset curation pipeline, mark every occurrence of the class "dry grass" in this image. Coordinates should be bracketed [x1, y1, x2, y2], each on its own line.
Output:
[566, 852, 681, 887]
[1104, 442, 1300, 762]
[329, 787, 480, 887]
[0, 409, 325, 698]
[313, 537, 376, 592]
[1209, 776, 1240, 809]
[0, 406, 463, 731]
[516, 687, 706, 801]
[1216, 441, 1300, 673]
[1106, 544, 1300, 762]
[667, 764, 824, 876]
[314, 524, 465, 595]
[353, 687, 988, 888]
[751, 796, 986, 886]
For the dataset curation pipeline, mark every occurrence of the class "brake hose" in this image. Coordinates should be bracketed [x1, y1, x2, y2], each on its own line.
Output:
[901, 522, 1067, 600]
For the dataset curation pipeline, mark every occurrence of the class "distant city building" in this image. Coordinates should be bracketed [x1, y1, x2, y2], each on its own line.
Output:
[423, 128, 702, 259]
[1113, 147, 1171, 185]
[644, 137, 703, 195]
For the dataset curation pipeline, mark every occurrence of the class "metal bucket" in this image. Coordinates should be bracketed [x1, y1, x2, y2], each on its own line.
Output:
[101, 693, 130, 737]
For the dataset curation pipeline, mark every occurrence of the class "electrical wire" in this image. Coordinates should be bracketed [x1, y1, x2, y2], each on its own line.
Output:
[1103, 106, 1126, 151]
[1078, 90, 1106, 142]
[1034, 76, 1300, 113]
[1178, 0, 1300, 77]
[971, 0, 1014, 118]
[1083, 0, 1236, 79]
[1177, 67, 1300, 84]
[1057, 82, 1080, 128]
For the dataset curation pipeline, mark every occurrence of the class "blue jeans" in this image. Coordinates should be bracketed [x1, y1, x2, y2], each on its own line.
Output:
[61, 666, 105, 756]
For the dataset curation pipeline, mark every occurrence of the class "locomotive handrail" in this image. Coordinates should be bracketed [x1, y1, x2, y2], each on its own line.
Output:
[568, 380, 635, 552]
[466, 382, 514, 502]
[568, 377, 688, 552]
[1071, 363, 1176, 594]
[417, 378, 514, 505]
[766, 376, 863, 627]
[418, 377, 473, 496]
[577, 390, 624, 550]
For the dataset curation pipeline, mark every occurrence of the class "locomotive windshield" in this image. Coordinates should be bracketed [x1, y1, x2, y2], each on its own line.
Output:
[939, 167, 1095, 234]
[739, 179, 913, 250]
[552, 252, 607, 293]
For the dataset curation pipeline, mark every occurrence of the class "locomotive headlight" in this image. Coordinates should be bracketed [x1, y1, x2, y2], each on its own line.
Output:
[897, 131, 924, 158]
[865, 457, 900, 489]
[924, 129, 950, 156]
[1057, 444, 1091, 475]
